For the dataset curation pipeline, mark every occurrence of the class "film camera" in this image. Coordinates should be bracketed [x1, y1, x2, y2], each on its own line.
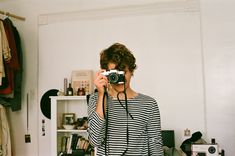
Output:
[192, 144, 225, 156]
[101, 70, 125, 84]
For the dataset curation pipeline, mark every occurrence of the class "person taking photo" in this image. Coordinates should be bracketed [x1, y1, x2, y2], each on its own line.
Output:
[88, 43, 163, 156]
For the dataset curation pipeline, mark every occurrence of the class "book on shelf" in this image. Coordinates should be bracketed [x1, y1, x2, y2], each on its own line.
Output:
[61, 136, 68, 153]
[57, 134, 69, 154]
[66, 135, 72, 154]
[71, 134, 79, 150]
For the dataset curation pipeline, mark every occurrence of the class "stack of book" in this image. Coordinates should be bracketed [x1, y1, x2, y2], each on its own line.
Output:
[58, 133, 93, 156]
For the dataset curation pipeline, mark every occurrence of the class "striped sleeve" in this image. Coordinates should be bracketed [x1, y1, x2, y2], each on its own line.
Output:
[147, 100, 164, 155]
[87, 93, 105, 147]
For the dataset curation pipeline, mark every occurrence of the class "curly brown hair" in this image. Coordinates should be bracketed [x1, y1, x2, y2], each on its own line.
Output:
[100, 43, 137, 72]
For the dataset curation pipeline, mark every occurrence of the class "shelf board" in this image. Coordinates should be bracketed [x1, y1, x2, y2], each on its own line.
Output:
[57, 129, 87, 133]
[50, 96, 87, 100]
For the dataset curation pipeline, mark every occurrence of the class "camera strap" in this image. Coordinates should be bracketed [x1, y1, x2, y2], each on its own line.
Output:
[102, 81, 134, 156]
[102, 87, 109, 155]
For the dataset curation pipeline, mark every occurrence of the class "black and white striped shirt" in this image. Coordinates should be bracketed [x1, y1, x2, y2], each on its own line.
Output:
[88, 92, 163, 156]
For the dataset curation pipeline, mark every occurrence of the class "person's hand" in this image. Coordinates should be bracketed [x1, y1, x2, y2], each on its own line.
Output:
[94, 70, 108, 118]
[94, 70, 108, 95]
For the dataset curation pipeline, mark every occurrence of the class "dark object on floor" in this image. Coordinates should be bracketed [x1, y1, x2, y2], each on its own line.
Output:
[180, 131, 204, 156]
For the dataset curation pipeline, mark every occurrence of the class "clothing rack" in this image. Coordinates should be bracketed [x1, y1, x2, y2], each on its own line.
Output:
[0, 10, 25, 21]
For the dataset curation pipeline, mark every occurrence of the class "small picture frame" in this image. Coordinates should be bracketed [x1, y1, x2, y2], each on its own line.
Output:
[62, 113, 75, 125]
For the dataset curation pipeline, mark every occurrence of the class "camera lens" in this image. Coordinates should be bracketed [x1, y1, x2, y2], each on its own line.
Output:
[108, 73, 119, 84]
[208, 146, 216, 154]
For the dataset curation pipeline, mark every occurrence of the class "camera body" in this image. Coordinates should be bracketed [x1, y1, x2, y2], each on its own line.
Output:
[101, 70, 125, 84]
[192, 144, 219, 156]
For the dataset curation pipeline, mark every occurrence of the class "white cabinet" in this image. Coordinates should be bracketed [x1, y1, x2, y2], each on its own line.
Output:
[50, 96, 95, 156]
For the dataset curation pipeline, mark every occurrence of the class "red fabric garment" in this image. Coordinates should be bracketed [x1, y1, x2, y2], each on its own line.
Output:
[0, 18, 23, 111]
[0, 18, 20, 94]
[3, 18, 20, 70]
[0, 66, 13, 94]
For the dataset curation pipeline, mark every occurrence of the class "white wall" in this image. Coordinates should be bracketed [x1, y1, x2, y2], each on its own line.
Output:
[200, 0, 235, 155]
[0, 0, 234, 155]
[38, 2, 204, 154]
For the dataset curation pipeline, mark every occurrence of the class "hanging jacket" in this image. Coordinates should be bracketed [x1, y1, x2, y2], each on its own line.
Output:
[0, 18, 23, 111]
